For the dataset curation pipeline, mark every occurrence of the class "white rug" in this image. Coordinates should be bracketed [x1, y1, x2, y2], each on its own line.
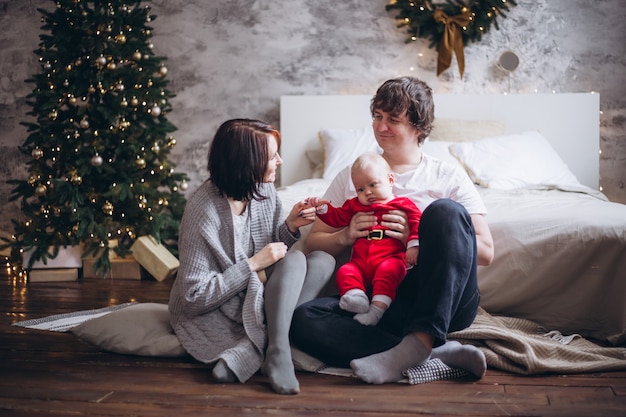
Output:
[12, 302, 136, 332]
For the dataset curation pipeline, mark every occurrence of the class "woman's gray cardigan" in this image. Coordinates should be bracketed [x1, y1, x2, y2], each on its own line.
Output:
[168, 180, 299, 382]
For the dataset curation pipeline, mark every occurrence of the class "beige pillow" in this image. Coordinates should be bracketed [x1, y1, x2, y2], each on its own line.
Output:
[71, 303, 186, 357]
[429, 119, 506, 142]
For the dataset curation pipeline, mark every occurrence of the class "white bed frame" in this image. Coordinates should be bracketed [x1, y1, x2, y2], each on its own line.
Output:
[279, 93, 600, 189]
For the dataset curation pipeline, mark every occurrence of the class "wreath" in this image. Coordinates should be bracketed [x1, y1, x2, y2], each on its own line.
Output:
[386, 0, 517, 78]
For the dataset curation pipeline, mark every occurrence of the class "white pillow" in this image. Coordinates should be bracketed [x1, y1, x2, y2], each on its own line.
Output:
[70, 303, 186, 357]
[420, 139, 465, 170]
[319, 127, 381, 180]
[449, 131, 581, 190]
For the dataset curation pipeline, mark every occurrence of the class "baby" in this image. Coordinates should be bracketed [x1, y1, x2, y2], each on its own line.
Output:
[307, 153, 421, 325]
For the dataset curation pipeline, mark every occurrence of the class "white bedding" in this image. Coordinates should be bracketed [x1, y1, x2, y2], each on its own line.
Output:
[277, 180, 626, 345]
[477, 185, 626, 345]
[277, 92, 625, 346]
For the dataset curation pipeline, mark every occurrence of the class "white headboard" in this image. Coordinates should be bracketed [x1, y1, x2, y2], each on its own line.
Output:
[279, 93, 600, 189]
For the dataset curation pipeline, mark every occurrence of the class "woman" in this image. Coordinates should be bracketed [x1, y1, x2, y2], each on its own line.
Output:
[169, 119, 335, 395]
[291, 77, 494, 384]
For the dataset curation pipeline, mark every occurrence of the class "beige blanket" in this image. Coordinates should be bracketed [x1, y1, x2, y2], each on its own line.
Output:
[449, 308, 626, 375]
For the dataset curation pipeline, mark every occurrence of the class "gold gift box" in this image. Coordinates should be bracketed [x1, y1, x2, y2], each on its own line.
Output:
[83, 257, 143, 280]
[130, 236, 179, 282]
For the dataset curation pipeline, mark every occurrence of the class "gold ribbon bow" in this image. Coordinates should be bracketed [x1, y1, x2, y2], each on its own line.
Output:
[433, 8, 471, 78]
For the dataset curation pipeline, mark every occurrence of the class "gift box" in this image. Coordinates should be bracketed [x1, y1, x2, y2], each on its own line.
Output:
[130, 236, 179, 282]
[83, 257, 143, 280]
[29, 268, 79, 283]
[23, 245, 82, 269]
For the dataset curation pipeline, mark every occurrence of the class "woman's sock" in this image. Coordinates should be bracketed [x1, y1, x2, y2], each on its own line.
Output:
[431, 340, 487, 377]
[212, 359, 237, 382]
[350, 333, 430, 384]
[262, 252, 304, 395]
[262, 346, 300, 395]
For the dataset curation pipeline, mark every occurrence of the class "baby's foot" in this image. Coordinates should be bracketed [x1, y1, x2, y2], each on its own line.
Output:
[354, 304, 386, 326]
[339, 289, 369, 313]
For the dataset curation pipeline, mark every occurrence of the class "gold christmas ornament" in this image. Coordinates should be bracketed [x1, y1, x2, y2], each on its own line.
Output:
[79, 118, 89, 129]
[35, 184, 47, 196]
[158, 66, 168, 76]
[179, 181, 189, 191]
[48, 109, 58, 120]
[135, 158, 146, 169]
[102, 201, 114, 216]
[150, 105, 161, 117]
[115, 33, 127, 44]
[167, 137, 177, 148]
[119, 118, 130, 130]
[32, 148, 44, 159]
[132, 51, 142, 61]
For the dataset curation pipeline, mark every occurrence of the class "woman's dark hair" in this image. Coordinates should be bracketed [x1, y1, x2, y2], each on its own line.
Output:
[370, 76, 435, 145]
[208, 118, 280, 201]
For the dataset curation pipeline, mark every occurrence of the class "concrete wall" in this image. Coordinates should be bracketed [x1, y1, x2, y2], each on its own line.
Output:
[1, 0, 624, 233]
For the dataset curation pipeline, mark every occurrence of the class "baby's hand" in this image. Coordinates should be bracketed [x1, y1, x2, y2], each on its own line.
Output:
[303, 197, 330, 214]
[406, 246, 419, 267]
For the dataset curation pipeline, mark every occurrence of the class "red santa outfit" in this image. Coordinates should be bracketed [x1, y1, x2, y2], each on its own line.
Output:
[317, 196, 422, 302]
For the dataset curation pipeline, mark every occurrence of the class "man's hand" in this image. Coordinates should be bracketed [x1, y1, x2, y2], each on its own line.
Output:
[380, 209, 409, 245]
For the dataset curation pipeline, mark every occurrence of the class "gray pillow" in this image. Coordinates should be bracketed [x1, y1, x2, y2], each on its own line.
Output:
[71, 303, 186, 357]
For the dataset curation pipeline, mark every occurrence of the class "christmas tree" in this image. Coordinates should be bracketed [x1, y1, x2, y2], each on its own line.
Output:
[4, 0, 189, 277]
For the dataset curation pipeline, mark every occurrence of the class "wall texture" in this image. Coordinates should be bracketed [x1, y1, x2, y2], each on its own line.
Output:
[1, 0, 625, 234]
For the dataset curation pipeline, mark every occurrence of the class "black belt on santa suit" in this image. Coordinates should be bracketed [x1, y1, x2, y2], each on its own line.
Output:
[366, 229, 388, 240]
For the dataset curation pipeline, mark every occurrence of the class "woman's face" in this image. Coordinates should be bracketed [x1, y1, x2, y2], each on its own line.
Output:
[263, 134, 282, 183]
[372, 109, 420, 152]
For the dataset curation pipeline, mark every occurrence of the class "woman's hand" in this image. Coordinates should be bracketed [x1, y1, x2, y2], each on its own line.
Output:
[285, 197, 332, 233]
[248, 242, 288, 272]
[380, 209, 409, 245]
[285, 200, 317, 232]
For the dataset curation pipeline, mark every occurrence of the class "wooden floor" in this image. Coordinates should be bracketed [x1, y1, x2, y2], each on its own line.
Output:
[1, 272, 625, 417]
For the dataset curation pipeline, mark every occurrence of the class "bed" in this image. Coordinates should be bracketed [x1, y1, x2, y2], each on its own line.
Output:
[276, 92, 626, 346]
